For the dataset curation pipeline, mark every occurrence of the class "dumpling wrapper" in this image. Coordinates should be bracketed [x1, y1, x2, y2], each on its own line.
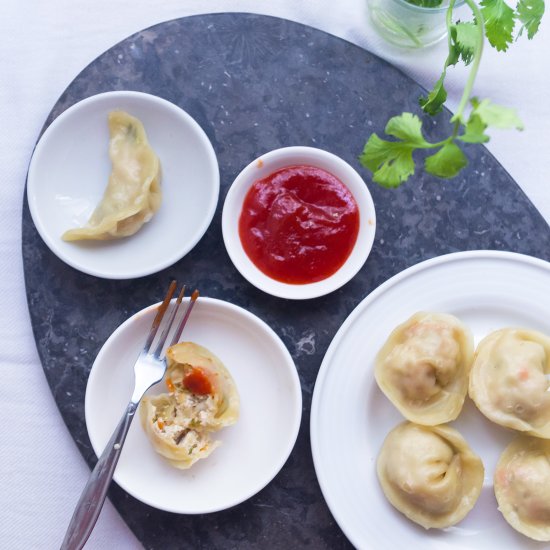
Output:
[62, 110, 161, 241]
[469, 328, 550, 438]
[494, 435, 550, 541]
[375, 312, 474, 425]
[140, 342, 239, 469]
[377, 422, 484, 529]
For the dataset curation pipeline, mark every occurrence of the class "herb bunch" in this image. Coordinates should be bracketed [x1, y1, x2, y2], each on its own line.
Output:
[360, 0, 545, 188]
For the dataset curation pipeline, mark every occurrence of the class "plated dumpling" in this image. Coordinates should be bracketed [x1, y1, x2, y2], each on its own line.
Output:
[140, 342, 239, 469]
[494, 436, 550, 541]
[377, 422, 484, 529]
[62, 110, 161, 241]
[375, 312, 474, 425]
[469, 328, 550, 438]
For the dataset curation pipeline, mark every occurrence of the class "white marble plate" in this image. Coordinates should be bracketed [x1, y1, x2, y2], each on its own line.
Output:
[85, 297, 302, 513]
[27, 91, 219, 279]
[311, 250, 550, 549]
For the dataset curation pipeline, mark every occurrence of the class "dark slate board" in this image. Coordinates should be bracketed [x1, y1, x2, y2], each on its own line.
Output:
[22, 12, 550, 550]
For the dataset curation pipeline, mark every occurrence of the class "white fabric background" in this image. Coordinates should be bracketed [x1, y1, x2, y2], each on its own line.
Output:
[2, 1, 548, 548]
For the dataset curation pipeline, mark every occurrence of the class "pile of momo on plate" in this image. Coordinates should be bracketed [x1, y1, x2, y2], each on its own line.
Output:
[140, 342, 239, 469]
[374, 312, 550, 542]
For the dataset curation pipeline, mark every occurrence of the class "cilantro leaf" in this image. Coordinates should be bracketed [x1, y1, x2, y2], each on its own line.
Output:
[458, 114, 491, 143]
[480, 0, 516, 51]
[360, 135, 416, 188]
[406, 0, 444, 6]
[470, 97, 524, 129]
[420, 70, 448, 116]
[419, 21, 478, 116]
[359, 113, 431, 188]
[516, 0, 545, 38]
[384, 112, 427, 144]
[425, 143, 468, 178]
[453, 22, 478, 64]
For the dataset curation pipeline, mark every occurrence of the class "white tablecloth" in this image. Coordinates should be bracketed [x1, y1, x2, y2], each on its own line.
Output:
[2, 1, 548, 548]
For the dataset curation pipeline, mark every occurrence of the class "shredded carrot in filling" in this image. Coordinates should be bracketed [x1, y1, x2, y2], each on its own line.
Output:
[517, 368, 530, 381]
[157, 419, 165, 430]
[166, 377, 176, 393]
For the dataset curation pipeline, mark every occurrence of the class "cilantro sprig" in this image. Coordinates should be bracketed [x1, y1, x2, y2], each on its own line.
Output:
[360, 0, 543, 188]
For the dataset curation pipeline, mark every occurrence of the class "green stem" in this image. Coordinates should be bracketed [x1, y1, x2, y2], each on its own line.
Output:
[450, 0, 485, 129]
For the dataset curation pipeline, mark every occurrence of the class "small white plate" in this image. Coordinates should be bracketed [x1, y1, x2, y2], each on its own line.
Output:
[222, 147, 376, 299]
[85, 297, 302, 514]
[27, 91, 219, 279]
[311, 250, 550, 549]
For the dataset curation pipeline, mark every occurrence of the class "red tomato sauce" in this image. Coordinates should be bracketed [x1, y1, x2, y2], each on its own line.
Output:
[238, 165, 360, 284]
[183, 367, 213, 395]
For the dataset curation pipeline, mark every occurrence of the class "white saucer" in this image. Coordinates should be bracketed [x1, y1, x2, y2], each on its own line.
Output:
[85, 297, 302, 514]
[27, 91, 219, 279]
[222, 146, 376, 299]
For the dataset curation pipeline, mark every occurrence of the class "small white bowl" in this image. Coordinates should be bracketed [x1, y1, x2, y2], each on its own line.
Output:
[85, 296, 302, 514]
[222, 147, 376, 299]
[27, 91, 219, 279]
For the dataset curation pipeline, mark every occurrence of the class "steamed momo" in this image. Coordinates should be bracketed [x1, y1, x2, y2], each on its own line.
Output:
[62, 110, 161, 241]
[375, 312, 474, 425]
[494, 436, 550, 541]
[377, 422, 484, 529]
[469, 328, 550, 438]
[140, 342, 239, 469]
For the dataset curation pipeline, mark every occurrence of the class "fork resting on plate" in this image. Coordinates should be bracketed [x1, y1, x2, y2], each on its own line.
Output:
[60, 281, 198, 550]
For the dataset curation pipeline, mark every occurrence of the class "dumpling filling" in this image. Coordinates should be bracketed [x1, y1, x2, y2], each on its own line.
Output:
[140, 342, 239, 469]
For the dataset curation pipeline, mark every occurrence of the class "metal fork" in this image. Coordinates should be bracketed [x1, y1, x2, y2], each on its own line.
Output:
[61, 281, 199, 550]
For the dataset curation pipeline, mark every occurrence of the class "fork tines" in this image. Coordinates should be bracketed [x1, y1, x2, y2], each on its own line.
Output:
[145, 281, 199, 359]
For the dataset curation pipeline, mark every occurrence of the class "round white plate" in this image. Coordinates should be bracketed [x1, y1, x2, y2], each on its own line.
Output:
[222, 146, 376, 300]
[27, 91, 219, 279]
[311, 250, 550, 549]
[85, 297, 302, 513]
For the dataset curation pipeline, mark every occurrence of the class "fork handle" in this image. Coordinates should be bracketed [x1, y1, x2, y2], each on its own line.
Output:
[60, 401, 138, 550]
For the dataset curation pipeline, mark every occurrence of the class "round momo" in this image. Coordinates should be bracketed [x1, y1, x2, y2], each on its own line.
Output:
[375, 312, 474, 425]
[469, 328, 550, 438]
[494, 436, 550, 541]
[377, 422, 484, 529]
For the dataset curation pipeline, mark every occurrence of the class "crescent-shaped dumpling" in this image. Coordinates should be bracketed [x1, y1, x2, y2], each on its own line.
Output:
[62, 110, 161, 241]
[140, 342, 239, 469]
[377, 422, 484, 529]
[469, 328, 550, 438]
[375, 312, 474, 425]
[494, 436, 550, 541]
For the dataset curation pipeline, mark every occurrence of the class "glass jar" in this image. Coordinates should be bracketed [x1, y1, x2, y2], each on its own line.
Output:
[368, 0, 462, 48]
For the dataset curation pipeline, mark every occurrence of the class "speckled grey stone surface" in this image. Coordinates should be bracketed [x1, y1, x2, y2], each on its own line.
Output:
[22, 13, 550, 550]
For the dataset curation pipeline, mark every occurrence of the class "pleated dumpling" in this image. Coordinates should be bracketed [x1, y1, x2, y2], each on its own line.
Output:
[494, 436, 550, 541]
[140, 342, 239, 469]
[62, 110, 161, 241]
[469, 328, 550, 438]
[377, 422, 484, 529]
[375, 312, 474, 425]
